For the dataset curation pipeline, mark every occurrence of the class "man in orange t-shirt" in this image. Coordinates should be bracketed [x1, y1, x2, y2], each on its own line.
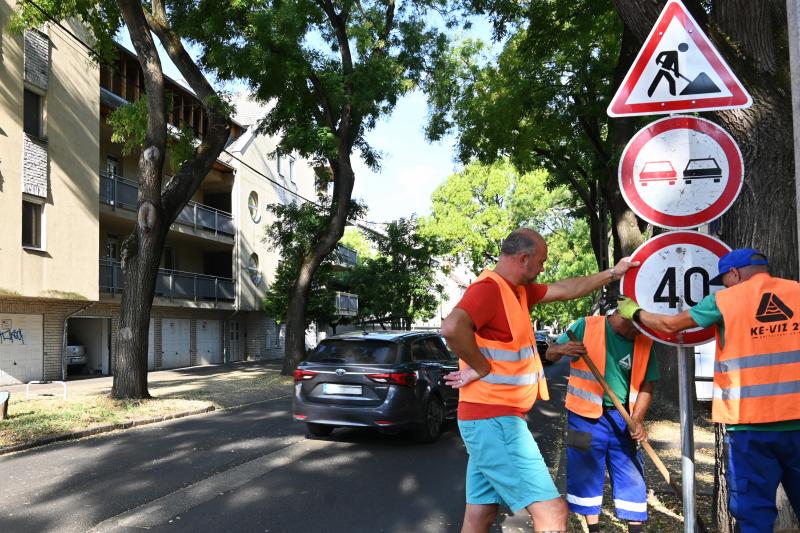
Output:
[442, 228, 639, 533]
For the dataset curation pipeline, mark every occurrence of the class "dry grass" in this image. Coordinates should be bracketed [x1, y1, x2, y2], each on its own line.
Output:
[0, 366, 294, 449]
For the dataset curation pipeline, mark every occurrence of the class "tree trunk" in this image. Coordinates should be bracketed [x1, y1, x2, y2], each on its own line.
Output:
[111, 0, 231, 398]
[282, 158, 356, 375]
[714, 423, 735, 532]
[613, 1, 799, 528]
[112, 0, 168, 399]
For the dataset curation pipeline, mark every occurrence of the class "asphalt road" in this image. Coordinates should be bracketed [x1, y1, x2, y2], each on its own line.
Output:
[0, 358, 570, 533]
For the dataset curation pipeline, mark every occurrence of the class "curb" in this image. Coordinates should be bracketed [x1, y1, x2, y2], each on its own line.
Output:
[0, 404, 216, 456]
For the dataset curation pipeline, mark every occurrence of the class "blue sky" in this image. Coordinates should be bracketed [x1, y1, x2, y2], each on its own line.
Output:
[118, 24, 481, 223]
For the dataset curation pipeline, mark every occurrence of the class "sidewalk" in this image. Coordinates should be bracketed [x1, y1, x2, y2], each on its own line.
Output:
[0, 360, 294, 453]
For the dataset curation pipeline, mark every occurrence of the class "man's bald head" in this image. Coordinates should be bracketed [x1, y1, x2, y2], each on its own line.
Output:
[501, 228, 545, 257]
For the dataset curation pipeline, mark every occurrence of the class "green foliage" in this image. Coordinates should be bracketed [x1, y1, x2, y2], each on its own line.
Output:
[107, 96, 198, 172]
[346, 219, 443, 327]
[167, 0, 453, 167]
[10, 0, 122, 62]
[419, 160, 578, 273]
[419, 159, 596, 328]
[262, 199, 365, 326]
[339, 227, 377, 262]
[424, 0, 631, 254]
[534, 219, 597, 329]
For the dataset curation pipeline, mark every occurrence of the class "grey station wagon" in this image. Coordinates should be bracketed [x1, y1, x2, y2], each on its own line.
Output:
[293, 331, 459, 442]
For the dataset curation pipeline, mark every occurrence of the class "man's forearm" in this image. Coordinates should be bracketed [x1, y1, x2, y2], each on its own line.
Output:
[638, 309, 697, 334]
[631, 390, 653, 423]
[542, 269, 614, 303]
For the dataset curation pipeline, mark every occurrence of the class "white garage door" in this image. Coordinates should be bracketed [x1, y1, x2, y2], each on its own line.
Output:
[147, 320, 155, 370]
[161, 319, 190, 369]
[0, 314, 43, 385]
[197, 320, 221, 365]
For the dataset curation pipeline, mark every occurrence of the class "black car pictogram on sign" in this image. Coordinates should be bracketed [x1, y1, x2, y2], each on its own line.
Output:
[683, 157, 722, 184]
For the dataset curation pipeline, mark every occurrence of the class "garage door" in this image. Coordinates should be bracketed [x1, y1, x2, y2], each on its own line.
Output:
[197, 320, 221, 365]
[147, 320, 155, 370]
[161, 319, 190, 369]
[0, 314, 43, 385]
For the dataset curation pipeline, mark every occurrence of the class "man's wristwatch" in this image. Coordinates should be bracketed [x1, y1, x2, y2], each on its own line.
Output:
[632, 309, 642, 323]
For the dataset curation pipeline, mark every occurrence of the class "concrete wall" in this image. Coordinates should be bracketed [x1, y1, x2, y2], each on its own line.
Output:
[0, 8, 100, 301]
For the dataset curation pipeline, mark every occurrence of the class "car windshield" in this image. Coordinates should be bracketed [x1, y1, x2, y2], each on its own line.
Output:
[307, 340, 399, 365]
[685, 158, 719, 171]
[642, 161, 674, 172]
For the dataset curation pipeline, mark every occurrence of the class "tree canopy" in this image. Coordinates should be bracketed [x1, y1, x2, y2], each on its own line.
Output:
[419, 160, 596, 327]
[346, 220, 443, 329]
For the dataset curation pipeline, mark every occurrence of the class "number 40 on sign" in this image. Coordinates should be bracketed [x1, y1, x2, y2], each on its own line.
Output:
[621, 231, 731, 346]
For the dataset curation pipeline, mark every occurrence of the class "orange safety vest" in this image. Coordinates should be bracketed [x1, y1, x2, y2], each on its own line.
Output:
[565, 315, 653, 418]
[459, 269, 549, 410]
[712, 274, 800, 424]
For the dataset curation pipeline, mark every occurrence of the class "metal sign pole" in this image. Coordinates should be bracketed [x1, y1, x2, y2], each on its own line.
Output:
[677, 345, 697, 531]
[677, 303, 696, 532]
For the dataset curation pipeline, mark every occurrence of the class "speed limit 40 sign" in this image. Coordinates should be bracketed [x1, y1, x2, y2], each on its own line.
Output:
[621, 231, 731, 345]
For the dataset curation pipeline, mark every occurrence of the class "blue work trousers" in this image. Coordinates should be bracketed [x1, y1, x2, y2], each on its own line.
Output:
[726, 429, 800, 533]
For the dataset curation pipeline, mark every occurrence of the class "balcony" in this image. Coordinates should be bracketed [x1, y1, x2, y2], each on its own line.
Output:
[100, 172, 235, 237]
[100, 259, 235, 302]
[333, 245, 358, 268]
[335, 291, 358, 317]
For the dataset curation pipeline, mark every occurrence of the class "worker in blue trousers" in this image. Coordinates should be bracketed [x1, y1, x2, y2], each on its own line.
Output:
[546, 306, 659, 533]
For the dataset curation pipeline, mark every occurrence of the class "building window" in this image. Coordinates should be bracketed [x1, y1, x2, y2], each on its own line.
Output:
[288, 156, 296, 183]
[22, 199, 43, 249]
[24, 89, 43, 137]
[248, 253, 261, 284]
[276, 152, 284, 178]
[248, 191, 260, 222]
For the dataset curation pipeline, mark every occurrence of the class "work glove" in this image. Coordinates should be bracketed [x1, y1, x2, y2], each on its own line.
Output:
[617, 296, 640, 320]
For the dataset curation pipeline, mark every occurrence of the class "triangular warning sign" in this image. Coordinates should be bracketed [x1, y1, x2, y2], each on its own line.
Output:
[755, 292, 794, 323]
[608, 0, 752, 117]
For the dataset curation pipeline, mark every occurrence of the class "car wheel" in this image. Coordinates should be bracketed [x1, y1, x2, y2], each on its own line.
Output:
[306, 423, 334, 437]
[414, 397, 445, 443]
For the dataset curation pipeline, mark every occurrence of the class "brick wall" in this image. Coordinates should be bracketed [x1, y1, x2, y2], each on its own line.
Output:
[22, 133, 48, 197]
[23, 29, 48, 90]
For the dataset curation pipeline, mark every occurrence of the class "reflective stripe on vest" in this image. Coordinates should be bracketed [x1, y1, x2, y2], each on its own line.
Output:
[567, 384, 603, 405]
[714, 349, 800, 373]
[459, 269, 549, 410]
[479, 344, 536, 362]
[565, 315, 652, 418]
[713, 380, 800, 400]
[713, 274, 800, 424]
[482, 369, 545, 386]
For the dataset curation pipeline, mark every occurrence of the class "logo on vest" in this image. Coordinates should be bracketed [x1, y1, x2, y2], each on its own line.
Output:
[755, 293, 794, 323]
[618, 354, 632, 371]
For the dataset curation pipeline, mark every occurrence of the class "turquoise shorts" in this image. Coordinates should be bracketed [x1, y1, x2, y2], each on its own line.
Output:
[458, 416, 560, 512]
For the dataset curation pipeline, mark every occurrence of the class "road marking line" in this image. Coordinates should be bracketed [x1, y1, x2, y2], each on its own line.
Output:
[90, 436, 340, 531]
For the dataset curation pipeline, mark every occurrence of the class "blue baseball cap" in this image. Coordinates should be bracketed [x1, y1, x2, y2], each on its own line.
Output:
[709, 248, 769, 285]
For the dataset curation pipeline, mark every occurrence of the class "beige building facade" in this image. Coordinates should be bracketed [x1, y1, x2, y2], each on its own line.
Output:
[0, 9, 318, 385]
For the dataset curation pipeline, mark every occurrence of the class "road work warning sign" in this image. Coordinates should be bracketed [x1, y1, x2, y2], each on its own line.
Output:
[607, 0, 751, 117]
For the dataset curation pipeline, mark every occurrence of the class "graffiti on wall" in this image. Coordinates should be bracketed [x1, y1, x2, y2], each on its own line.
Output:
[0, 328, 25, 344]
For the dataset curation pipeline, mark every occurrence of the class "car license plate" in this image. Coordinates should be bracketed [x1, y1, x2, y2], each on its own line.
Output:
[322, 383, 362, 395]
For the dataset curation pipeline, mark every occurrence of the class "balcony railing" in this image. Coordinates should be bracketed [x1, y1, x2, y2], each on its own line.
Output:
[100, 259, 235, 302]
[100, 172, 235, 237]
[335, 291, 358, 316]
[333, 245, 358, 268]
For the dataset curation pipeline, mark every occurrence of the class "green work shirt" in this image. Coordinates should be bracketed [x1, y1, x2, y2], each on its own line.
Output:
[689, 293, 800, 432]
[557, 317, 660, 406]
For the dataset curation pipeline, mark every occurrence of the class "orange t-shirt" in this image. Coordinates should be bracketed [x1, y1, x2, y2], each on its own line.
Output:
[455, 276, 547, 420]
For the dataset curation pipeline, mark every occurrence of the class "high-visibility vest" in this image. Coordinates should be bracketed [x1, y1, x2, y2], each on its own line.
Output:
[459, 269, 549, 410]
[712, 274, 800, 424]
[565, 315, 653, 418]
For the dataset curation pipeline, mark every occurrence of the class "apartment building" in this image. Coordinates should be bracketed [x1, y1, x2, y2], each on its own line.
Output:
[0, 7, 330, 385]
